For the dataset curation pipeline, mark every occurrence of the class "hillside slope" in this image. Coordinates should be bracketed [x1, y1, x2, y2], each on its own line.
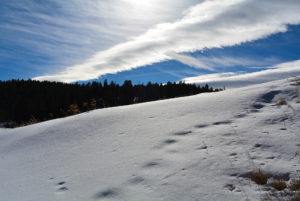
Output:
[0, 78, 300, 201]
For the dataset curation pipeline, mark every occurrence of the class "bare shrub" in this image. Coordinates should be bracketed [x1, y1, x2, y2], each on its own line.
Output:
[269, 179, 287, 191]
[252, 169, 268, 185]
[290, 178, 300, 191]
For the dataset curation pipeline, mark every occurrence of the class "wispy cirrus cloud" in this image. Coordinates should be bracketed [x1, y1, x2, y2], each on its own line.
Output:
[33, 0, 300, 82]
[1, 0, 197, 75]
[166, 52, 213, 71]
[194, 56, 282, 69]
[183, 59, 300, 88]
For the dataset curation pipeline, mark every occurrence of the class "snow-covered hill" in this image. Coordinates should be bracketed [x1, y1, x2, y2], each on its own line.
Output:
[1, 78, 300, 201]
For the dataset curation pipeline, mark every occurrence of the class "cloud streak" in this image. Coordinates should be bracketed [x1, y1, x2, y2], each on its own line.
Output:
[167, 52, 213, 70]
[194, 56, 282, 69]
[183, 59, 300, 88]
[1, 0, 196, 74]
[34, 0, 300, 82]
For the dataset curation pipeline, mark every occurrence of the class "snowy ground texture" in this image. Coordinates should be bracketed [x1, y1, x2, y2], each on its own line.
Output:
[1, 77, 300, 201]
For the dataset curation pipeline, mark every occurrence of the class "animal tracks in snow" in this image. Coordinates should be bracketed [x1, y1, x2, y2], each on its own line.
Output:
[92, 89, 289, 200]
[48, 179, 69, 194]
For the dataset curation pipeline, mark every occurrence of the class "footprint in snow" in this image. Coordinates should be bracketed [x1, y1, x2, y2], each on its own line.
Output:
[55, 181, 68, 193]
[143, 161, 160, 168]
[163, 139, 177, 144]
[57, 181, 66, 185]
[94, 188, 119, 199]
[253, 143, 273, 149]
[234, 113, 247, 118]
[224, 184, 235, 191]
[173, 130, 192, 136]
[196, 145, 207, 150]
[229, 153, 237, 157]
[57, 186, 68, 192]
[254, 143, 262, 148]
[128, 176, 145, 184]
[252, 103, 264, 110]
[195, 124, 209, 128]
[212, 120, 232, 125]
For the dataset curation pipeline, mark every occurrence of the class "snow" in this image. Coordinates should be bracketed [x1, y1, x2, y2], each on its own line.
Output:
[0, 78, 300, 201]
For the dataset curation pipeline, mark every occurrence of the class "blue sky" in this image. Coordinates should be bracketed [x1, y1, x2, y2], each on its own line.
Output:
[1, 0, 300, 87]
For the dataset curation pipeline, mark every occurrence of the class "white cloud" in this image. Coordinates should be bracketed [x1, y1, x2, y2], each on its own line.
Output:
[34, 0, 300, 82]
[2, 0, 197, 69]
[195, 56, 282, 69]
[166, 52, 213, 70]
[182, 60, 300, 88]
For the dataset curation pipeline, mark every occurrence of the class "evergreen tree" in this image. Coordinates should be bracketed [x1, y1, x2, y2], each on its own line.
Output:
[0, 79, 222, 127]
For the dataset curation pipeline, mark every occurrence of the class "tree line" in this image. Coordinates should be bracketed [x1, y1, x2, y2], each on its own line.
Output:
[0, 79, 222, 127]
